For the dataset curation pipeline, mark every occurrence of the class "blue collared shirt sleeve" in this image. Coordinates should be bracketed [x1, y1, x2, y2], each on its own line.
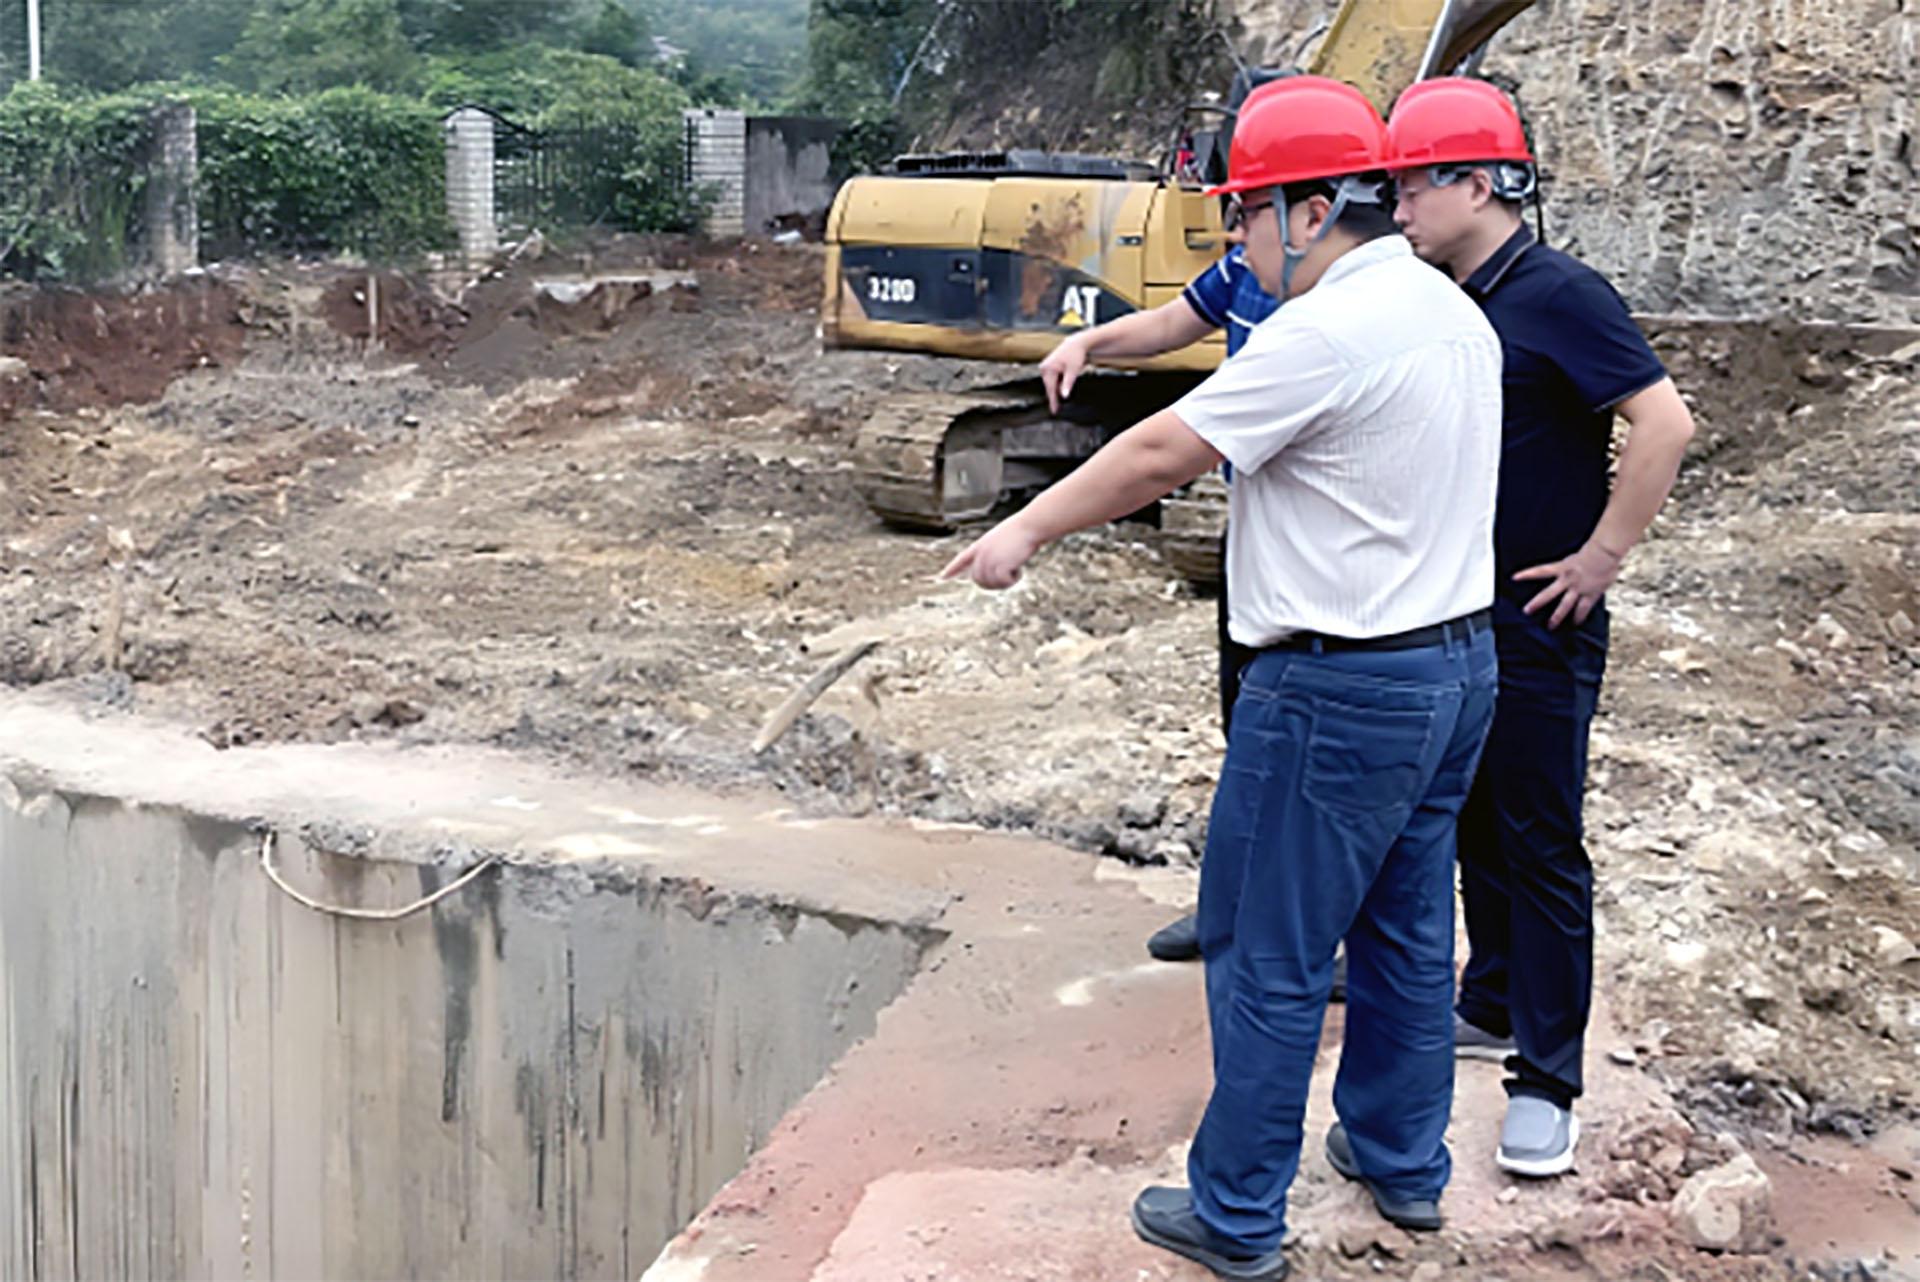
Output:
[1181, 253, 1238, 331]
[1543, 269, 1668, 413]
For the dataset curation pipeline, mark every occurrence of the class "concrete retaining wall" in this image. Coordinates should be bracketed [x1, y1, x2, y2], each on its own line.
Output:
[745, 117, 842, 236]
[0, 780, 928, 1279]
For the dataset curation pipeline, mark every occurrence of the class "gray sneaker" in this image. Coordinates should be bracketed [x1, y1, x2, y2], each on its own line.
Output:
[1497, 1096, 1579, 1178]
[1454, 1014, 1515, 1063]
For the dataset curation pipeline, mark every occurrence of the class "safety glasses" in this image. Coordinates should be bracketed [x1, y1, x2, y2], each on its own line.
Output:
[1222, 193, 1274, 232]
[1400, 163, 1532, 202]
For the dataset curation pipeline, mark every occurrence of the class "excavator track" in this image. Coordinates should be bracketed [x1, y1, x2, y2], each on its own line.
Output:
[1160, 471, 1228, 586]
[853, 379, 1227, 587]
[852, 388, 1106, 531]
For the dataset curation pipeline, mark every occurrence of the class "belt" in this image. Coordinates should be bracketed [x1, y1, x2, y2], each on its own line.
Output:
[1263, 608, 1492, 655]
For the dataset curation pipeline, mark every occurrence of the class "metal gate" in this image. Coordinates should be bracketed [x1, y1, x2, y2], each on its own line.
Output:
[492, 114, 684, 238]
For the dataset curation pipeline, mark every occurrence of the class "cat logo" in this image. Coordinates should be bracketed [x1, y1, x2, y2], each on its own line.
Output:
[1057, 284, 1102, 329]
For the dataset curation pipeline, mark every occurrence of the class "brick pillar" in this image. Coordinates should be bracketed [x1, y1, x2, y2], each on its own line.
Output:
[684, 108, 747, 237]
[143, 101, 198, 278]
[443, 107, 499, 267]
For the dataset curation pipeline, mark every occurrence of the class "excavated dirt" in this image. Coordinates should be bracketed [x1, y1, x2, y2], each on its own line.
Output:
[0, 277, 248, 419]
[0, 240, 1916, 1275]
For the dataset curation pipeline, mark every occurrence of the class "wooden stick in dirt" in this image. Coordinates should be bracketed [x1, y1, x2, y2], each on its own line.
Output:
[97, 571, 127, 671]
[97, 528, 137, 671]
[752, 639, 882, 754]
[366, 274, 380, 356]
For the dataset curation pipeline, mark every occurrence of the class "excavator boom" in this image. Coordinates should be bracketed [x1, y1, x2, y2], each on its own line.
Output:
[1313, 1, 1540, 108]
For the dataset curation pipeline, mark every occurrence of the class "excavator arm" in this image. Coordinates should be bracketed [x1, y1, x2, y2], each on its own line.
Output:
[1312, 0, 1539, 108]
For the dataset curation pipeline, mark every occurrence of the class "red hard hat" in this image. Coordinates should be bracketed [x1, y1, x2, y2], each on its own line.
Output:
[1386, 78, 1534, 169]
[1205, 76, 1390, 197]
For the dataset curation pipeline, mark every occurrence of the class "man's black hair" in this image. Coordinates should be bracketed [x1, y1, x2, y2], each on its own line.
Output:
[1279, 175, 1399, 241]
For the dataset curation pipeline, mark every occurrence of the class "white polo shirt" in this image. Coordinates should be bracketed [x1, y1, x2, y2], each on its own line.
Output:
[1172, 235, 1501, 647]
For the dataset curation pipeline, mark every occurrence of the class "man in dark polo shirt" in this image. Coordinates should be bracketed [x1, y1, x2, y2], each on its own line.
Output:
[1387, 78, 1697, 1178]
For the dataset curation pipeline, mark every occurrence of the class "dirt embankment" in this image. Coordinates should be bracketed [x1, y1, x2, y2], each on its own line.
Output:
[0, 278, 248, 420]
[0, 239, 1914, 1272]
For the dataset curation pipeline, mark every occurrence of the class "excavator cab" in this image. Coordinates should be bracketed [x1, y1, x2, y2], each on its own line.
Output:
[1178, 66, 1298, 192]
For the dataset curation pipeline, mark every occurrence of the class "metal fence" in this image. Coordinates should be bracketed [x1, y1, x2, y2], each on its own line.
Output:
[492, 115, 688, 240]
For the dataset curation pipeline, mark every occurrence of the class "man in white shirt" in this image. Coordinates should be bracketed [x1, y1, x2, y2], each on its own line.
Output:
[943, 77, 1501, 1280]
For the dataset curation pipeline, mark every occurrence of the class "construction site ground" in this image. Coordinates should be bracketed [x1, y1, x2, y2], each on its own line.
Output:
[0, 237, 1916, 1278]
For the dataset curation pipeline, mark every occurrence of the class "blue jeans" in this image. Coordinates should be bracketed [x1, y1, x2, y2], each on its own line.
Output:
[1187, 628, 1497, 1252]
[1456, 596, 1608, 1108]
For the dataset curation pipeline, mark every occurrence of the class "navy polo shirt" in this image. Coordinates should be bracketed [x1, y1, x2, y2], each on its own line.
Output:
[1464, 227, 1667, 604]
[1182, 246, 1279, 357]
[1183, 247, 1279, 484]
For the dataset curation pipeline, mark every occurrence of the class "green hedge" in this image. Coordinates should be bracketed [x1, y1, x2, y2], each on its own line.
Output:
[0, 61, 701, 282]
[0, 83, 153, 280]
[189, 85, 450, 260]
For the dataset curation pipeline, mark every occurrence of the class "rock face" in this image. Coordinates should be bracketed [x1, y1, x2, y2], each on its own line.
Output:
[1669, 1153, 1775, 1253]
[1225, 0, 1920, 324]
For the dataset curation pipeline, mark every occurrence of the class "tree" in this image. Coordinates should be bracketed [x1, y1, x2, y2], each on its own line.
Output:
[579, 0, 648, 67]
[223, 0, 419, 95]
[30, 0, 252, 91]
[395, 0, 581, 54]
[650, 0, 808, 106]
[420, 46, 684, 122]
[792, 0, 934, 119]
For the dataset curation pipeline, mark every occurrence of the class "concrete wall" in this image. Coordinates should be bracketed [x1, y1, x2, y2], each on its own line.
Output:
[1224, 0, 1920, 324]
[686, 112, 842, 238]
[0, 782, 928, 1279]
[744, 117, 842, 235]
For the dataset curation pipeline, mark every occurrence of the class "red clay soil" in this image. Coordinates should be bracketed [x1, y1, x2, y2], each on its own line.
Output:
[318, 271, 469, 358]
[0, 278, 248, 420]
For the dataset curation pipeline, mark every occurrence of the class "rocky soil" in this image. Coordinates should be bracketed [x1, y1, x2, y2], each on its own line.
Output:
[1224, 0, 1920, 325]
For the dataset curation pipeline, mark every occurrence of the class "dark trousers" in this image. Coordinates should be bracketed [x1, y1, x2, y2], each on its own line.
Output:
[1188, 631, 1497, 1251]
[1455, 596, 1609, 1109]
[1217, 533, 1256, 737]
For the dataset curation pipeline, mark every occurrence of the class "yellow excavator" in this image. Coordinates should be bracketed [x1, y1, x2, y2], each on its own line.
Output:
[820, 0, 1538, 581]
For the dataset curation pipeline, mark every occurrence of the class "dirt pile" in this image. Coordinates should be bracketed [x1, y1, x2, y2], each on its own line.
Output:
[1591, 333, 1920, 1153]
[319, 272, 469, 357]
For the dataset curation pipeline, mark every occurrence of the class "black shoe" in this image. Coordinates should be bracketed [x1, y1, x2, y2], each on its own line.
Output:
[1148, 916, 1348, 1004]
[1146, 913, 1201, 962]
[1324, 1125, 1443, 1232]
[1130, 1186, 1289, 1280]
